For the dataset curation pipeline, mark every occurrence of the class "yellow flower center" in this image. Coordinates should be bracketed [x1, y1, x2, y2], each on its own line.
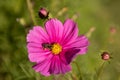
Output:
[51, 43, 62, 55]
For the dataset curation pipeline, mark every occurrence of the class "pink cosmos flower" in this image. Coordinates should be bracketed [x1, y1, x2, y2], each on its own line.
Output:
[27, 18, 89, 76]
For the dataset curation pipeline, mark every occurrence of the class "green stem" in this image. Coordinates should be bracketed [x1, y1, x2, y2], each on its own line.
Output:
[26, 0, 37, 25]
[97, 62, 106, 80]
[19, 64, 31, 78]
[73, 61, 83, 80]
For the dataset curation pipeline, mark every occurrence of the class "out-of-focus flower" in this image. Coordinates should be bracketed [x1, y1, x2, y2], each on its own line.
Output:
[16, 18, 26, 26]
[109, 26, 117, 44]
[26, 18, 89, 76]
[57, 7, 68, 16]
[101, 52, 110, 60]
[38, 8, 49, 19]
[110, 27, 116, 35]
[86, 27, 96, 38]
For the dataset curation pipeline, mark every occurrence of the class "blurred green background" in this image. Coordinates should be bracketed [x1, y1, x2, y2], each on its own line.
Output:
[0, 0, 120, 80]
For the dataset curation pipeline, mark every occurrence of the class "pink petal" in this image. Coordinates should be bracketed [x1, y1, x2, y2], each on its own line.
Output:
[78, 47, 88, 54]
[59, 52, 68, 65]
[27, 26, 49, 43]
[45, 18, 63, 43]
[64, 48, 80, 64]
[63, 35, 89, 54]
[33, 55, 52, 76]
[62, 19, 78, 45]
[27, 42, 51, 63]
[50, 55, 71, 74]
[50, 56, 60, 74]
[64, 35, 89, 48]
[70, 35, 89, 54]
[61, 62, 71, 74]
[27, 43, 44, 53]
[72, 35, 89, 48]
[28, 52, 50, 63]
[27, 42, 42, 48]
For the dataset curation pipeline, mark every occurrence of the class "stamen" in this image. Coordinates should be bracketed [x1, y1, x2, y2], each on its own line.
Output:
[51, 43, 62, 55]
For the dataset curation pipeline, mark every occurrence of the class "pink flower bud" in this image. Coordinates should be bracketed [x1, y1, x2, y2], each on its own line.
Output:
[110, 27, 116, 35]
[38, 8, 49, 19]
[101, 52, 110, 60]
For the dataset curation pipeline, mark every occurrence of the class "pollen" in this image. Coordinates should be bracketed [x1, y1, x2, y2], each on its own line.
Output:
[51, 43, 62, 55]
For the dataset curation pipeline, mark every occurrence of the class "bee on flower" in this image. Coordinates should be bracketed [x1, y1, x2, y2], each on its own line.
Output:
[26, 18, 89, 76]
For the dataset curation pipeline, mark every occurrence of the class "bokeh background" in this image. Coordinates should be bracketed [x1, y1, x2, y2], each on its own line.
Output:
[0, 0, 120, 80]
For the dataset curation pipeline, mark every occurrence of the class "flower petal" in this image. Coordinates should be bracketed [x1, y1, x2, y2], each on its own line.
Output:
[33, 55, 52, 76]
[63, 35, 89, 54]
[27, 43, 43, 53]
[79, 46, 88, 54]
[49, 56, 60, 74]
[27, 42, 42, 48]
[64, 48, 80, 64]
[64, 35, 89, 48]
[28, 52, 50, 63]
[71, 35, 89, 54]
[62, 19, 78, 45]
[49, 55, 71, 74]
[61, 62, 71, 74]
[27, 26, 49, 43]
[27, 42, 51, 63]
[45, 18, 63, 43]
[72, 35, 89, 48]
[27, 42, 45, 54]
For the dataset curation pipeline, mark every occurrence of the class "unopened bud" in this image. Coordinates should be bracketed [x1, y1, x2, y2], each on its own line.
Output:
[101, 52, 110, 60]
[38, 8, 49, 19]
[110, 27, 116, 35]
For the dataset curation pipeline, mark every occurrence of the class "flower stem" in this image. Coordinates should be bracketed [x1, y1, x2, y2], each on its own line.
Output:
[73, 61, 83, 80]
[26, 0, 37, 25]
[97, 62, 106, 80]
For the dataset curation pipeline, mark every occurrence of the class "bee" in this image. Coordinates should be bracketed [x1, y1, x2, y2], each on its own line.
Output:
[42, 43, 53, 50]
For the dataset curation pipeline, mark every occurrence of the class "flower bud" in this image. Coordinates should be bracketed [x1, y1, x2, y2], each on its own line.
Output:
[110, 27, 116, 35]
[101, 52, 110, 60]
[38, 8, 49, 19]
